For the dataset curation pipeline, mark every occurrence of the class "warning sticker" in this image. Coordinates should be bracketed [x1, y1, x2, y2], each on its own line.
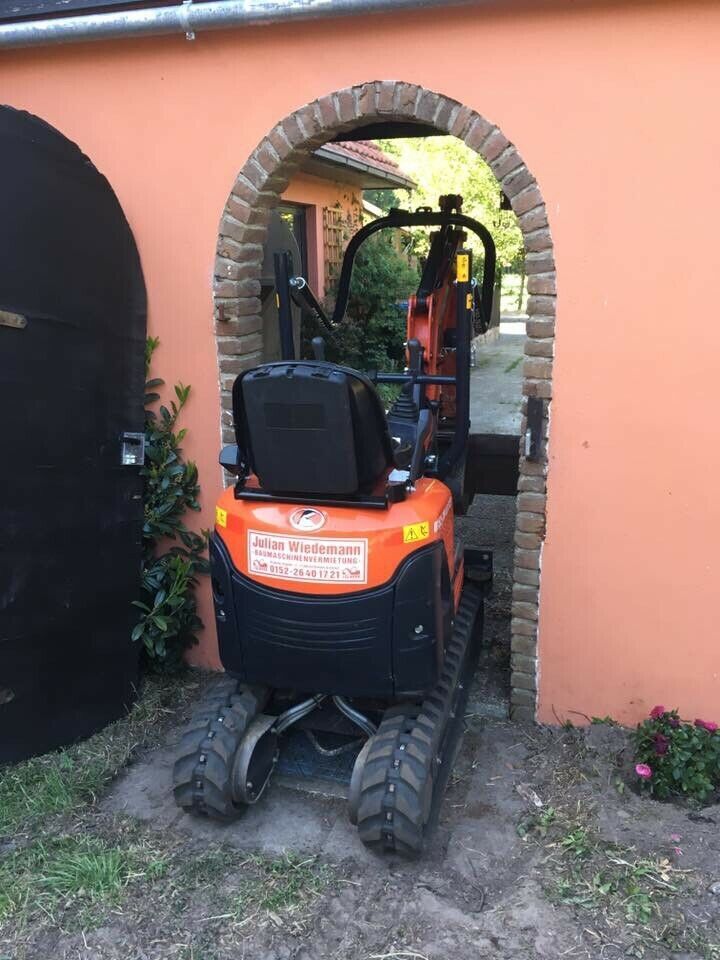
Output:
[215, 506, 227, 528]
[403, 522, 430, 544]
[247, 530, 368, 584]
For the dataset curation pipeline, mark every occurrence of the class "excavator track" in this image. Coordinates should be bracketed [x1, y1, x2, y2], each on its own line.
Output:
[173, 678, 267, 820]
[352, 584, 482, 857]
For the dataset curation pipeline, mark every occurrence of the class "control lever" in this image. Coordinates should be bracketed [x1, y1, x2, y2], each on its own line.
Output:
[311, 336, 326, 361]
[406, 337, 422, 373]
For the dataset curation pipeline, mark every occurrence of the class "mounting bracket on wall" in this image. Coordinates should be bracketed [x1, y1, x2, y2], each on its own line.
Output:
[121, 431, 145, 466]
[525, 396, 544, 461]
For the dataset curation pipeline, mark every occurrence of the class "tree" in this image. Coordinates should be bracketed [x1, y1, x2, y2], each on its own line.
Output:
[378, 136, 524, 272]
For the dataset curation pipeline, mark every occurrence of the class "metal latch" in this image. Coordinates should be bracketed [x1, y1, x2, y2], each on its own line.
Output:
[121, 431, 145, 466]
[525, 396, 544, 462]
[0, 310, 27, 330]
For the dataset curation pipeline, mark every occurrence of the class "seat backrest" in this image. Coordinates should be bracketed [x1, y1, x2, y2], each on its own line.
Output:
[233, 361, 394, 496]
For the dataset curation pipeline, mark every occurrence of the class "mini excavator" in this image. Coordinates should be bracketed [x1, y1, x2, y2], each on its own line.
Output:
[173, 195, 496, 856]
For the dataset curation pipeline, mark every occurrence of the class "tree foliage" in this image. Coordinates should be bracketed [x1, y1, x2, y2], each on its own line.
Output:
[309, 230, 418, 376]
[370, 136, 524, 271]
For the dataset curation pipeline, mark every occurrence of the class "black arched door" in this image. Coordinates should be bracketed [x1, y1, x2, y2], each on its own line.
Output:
[0, 107, 147, 763]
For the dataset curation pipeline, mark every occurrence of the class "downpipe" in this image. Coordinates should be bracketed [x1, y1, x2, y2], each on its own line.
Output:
[0, 0, 486, 50]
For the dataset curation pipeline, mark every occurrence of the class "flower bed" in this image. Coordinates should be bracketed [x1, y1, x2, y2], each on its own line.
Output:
[634, 706, 720, 804]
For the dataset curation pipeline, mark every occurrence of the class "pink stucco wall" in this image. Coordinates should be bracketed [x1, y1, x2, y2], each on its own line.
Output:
[282, 171, 363, 296]
[1, 0, 718, 722]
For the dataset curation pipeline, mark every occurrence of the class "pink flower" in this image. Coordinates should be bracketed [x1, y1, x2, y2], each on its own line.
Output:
[649, 705, 666, 720]
[653, 734, 670, 755]
[635, 763, 653, 780]
[672, 846, 683, 857]
[670, 833, 681, 842]
[694, 719, 719, 733]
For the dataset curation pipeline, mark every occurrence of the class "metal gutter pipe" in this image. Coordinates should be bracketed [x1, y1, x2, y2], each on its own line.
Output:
[0, 0, 484, 50]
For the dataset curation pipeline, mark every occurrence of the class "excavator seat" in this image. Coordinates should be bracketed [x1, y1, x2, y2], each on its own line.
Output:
[233, 361, 395, 496]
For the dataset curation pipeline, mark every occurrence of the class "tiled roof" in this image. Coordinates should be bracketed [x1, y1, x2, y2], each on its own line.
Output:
[322, 140, 413, 184]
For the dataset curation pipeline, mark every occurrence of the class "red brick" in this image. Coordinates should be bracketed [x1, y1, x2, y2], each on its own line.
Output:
[518, 474, 546, 494]
[393, 81, 420, 113]
[217, 332, 263, 356]
[231, 175, 259, 206]
[516, 512, 545, 535]
[295, 102, 322, 140]
[522, 379, 552, 400]
[527, 274, 557, 296]
[512, 601, 538, 622]
[514, 531, 542, 551]
[523, 357, 552, 380]
[515, 548, 541, 571]
[281, 113, 305, 147]
[525, 338, 553, 358]
[512, 584, 539, 604]
[214, 315, 262, 337]
[356, 82, 378, 117]
[502, 165, 534, 199]
[510, 700, 536, 720]
[267, 124, 293, 161]
[523, 227, 553, 254]
[527, 295, 556, 316]
[511, 671, 537, 692]
[316, 94, 340, 127]
[490, 146, 524, 180]
[335, 88, 357, 123]
[513, 564, 541, 586]
[482, 129, 509, 162]
[463, 116, 493, 151]
[254, 141, 278, 174]
[512, 185, 543, 217]
[512, 636, 538, 657]
[525, 251, 555, 275]
[219, 351, 263, 377]
[448, 104, 474, 138]
[519, 204, 549, 233]
[434, 97, 458, 132]
[416, 90, 441, 123]
[526, 318, 555, 338]
[377, 81, 396, 113]
[512, 653, 538, 674]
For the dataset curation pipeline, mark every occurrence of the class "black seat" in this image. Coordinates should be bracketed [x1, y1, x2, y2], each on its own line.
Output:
[233, 361, 394, 496]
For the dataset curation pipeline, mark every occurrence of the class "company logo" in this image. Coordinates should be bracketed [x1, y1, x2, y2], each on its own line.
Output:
[289, 508, 327, 532]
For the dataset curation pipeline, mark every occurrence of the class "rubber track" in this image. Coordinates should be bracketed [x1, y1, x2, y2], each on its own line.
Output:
[356, 585, 482, 856]
[172, 678, 265, 820]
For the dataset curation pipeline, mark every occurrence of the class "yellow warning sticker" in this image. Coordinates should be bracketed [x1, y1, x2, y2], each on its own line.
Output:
[403, 521, 430, 544]
[466, 293, 473, 309]
[215, 506, 228, 528]
[456, 254, 470, 282]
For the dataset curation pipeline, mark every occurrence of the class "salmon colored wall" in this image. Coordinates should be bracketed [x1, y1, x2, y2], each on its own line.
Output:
[2, 1, 718, 721]
[282, 172, 363, 296]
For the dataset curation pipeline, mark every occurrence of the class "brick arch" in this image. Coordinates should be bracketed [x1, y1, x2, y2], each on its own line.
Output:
[213, 81, 554, 722]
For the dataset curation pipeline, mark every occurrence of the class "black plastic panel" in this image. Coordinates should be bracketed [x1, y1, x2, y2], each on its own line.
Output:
[234, 361, 393, 496]
[0, 106, 146, 763]
[211, 533, 446, 700]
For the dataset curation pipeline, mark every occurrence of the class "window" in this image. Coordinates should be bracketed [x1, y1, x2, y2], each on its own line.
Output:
[277, 204, 308, 278]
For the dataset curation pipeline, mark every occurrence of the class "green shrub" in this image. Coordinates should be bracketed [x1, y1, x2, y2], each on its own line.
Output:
[131, 337, 208, 669]
[634, 706, 720, 803]
[307, 231, 418, 376]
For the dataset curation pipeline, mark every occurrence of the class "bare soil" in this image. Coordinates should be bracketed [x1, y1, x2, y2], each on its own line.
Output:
[3, 497, 719, 960]
[4, 702, 719, 960]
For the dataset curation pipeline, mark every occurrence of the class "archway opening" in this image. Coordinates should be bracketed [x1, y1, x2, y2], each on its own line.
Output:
[213, 82, 555, 723]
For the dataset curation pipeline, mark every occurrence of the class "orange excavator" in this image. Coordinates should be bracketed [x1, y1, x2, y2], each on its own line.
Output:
[173, 195, 495, 856]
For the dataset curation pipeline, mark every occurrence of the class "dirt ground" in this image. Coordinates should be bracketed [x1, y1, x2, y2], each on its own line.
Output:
[5, 697, 720, 960]
[2, 498, 719, 959]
